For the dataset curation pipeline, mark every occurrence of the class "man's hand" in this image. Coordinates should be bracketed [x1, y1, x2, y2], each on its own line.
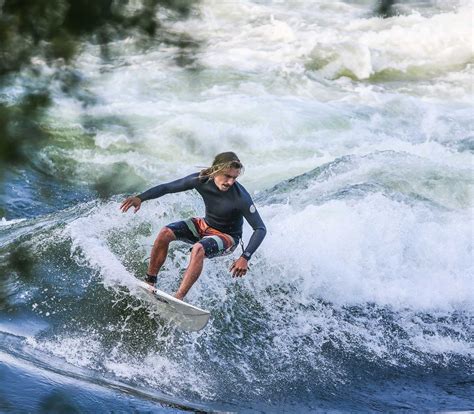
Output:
[230, 257, 248, 278]
[120, 196, 142, 213]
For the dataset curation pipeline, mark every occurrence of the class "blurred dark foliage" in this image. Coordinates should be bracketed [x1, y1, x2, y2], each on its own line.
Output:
[93, 161, 147, 199]
[7, 244, 36, 280]
[0, 0, 194, 76]
[0, 0, 196, 178]
[0, 91, 51, 169]
[376, 0, 397, 18]
[0, 243, 36, 311]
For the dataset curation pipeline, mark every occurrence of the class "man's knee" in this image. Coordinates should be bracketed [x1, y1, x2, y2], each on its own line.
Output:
[156, 227, 176, 243]
[191, 242, 205, 259]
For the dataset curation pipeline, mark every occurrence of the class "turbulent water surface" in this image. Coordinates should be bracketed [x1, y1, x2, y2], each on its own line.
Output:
[1, 0, 473, 412]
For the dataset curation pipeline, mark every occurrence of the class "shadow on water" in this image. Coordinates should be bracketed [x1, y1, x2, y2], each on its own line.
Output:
[38, 391, 81, 414]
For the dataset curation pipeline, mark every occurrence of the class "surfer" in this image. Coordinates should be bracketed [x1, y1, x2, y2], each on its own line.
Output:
[120, 152, 266, 300]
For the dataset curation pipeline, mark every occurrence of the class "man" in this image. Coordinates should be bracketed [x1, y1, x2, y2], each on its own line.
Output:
[120, 152, 267, 300]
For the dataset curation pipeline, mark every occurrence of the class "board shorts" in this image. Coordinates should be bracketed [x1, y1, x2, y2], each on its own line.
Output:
[166, 218, 239, 259]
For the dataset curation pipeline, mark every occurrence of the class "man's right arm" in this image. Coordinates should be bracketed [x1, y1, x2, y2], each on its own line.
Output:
[120, 173, 198, 213]
[137, 173, 199, 202]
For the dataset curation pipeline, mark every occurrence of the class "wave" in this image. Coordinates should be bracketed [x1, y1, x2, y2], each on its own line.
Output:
[0, 330, 211, 412]
[257, 150, 472, 210]
[307, 5, 472, 80]
[1, 154, 472, 409]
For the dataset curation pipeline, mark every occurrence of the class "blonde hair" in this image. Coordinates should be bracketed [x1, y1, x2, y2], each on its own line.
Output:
[199, 152, 244, 180]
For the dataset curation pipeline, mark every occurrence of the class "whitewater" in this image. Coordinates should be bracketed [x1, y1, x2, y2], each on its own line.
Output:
[1, 0, 473, 412]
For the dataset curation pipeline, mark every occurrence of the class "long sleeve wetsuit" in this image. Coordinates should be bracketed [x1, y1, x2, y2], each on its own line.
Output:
[137, 173, 266, 259]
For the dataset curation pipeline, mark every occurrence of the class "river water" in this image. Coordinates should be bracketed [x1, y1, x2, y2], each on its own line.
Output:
[1, 0, 473, 412]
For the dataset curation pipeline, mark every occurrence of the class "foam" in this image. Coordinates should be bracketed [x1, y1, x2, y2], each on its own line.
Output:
[0, 217, 26, 226]
[35, 0, 471, 199]
[27, 332, 214, 399]
[309, 7, 472, 80]
[67, 201, 149, 288]
[259, 192, 473, 310]
[27, 335, 103, 369]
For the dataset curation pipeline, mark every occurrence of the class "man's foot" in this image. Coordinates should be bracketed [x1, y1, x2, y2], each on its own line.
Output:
[145, 273, 157, 286]
[174, 292, 185, 301]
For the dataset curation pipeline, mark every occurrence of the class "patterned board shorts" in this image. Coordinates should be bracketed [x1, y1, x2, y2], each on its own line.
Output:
[166, 217, 239, 259]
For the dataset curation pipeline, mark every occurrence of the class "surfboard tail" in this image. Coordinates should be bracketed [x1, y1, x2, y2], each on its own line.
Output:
[135, 281, 210, 331]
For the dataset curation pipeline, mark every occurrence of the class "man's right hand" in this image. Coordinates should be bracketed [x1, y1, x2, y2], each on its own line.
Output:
[120, 196, 142, 213]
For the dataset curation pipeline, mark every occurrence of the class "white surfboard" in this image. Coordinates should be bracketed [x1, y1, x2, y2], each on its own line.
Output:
[135, 280, 210, 332]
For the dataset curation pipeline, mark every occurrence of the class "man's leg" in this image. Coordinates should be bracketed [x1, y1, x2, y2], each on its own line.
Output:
[175, 243, 205, 300]
[147, 227, 176, 281]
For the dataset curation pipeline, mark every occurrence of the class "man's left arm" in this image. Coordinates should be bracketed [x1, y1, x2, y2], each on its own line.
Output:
[230, 199, 266, 277]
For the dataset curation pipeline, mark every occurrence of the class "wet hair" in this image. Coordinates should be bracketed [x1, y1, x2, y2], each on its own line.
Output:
[199, 152, 244, 181]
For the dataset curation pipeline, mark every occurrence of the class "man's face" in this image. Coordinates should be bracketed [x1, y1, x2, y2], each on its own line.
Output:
[214, 167, 241, 191]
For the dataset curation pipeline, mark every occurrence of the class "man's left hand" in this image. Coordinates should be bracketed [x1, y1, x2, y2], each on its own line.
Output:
[230, 257, 248, 278]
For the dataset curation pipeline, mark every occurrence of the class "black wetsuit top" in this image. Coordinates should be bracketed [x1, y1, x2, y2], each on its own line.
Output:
[137, 173, 266, 259]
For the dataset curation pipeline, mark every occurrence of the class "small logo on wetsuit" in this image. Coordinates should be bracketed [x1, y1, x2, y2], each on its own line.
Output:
[249, 205, 256, 213]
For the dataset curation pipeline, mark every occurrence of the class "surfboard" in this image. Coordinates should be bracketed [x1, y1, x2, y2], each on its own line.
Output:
[135, 280, 210, 332]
